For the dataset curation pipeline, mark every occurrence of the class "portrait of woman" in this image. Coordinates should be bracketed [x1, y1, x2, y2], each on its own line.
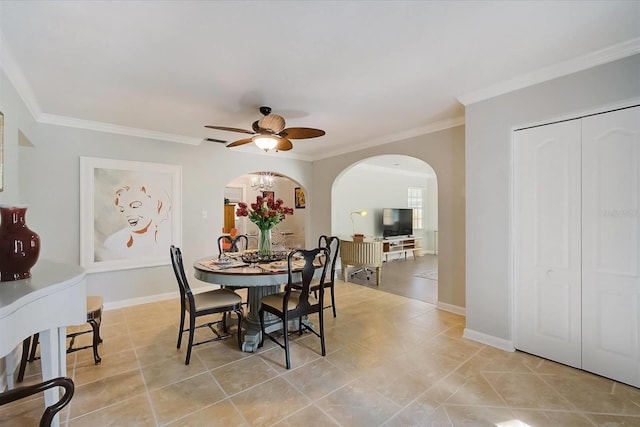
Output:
[93, 168, 174, 262]
[80, 157, 181, 272]
[101, 183, 172, 259]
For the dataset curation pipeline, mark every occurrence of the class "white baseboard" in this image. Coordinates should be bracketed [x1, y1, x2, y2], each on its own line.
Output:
[102, 284, 224, 311]
[103, 291, 178, 311]
[463, 328, 515, 352]
[420, 249, 437, 255]
[436, 301, 465, 316]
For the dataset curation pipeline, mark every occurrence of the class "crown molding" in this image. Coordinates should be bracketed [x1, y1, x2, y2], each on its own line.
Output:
[0, 30, 43, 119]
[457, 37, 640, 106]
[0, 34, 318, 156]
[313, 116, 465, 161]
[37, 110, 318, 156]
[5, 23, 636, 157]
[37, 114, 203, 145]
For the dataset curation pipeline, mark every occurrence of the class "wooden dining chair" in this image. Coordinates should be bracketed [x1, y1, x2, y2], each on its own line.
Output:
[258, 247, 330, 369]
[0, 377, 75, 427]
[216, 234, 250, 308]
[170, 245, 244, 365]
[217, 234, 248, 256]
[0, 377, 74, 427]
[290, 236, 340, 317]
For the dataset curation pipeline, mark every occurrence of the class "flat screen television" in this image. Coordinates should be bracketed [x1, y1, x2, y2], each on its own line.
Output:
[382, 208, 413, 238]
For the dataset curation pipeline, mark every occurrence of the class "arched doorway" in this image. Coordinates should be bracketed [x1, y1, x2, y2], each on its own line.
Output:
[224, 172, 307, 250]
[331, 155, 438, 303]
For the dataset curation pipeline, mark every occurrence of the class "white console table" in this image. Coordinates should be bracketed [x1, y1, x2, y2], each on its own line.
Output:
[382, 236, 422, 261]
[0, 260, 86, 427]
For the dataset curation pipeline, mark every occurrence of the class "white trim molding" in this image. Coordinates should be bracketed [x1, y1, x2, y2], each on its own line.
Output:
[436, 301, 465, 316]
[39, 114, 203, 145]
[103, 291, 178, 311]
[313, 116, 466, 161]
[463, 328, 515, 352]
[458, 37, 640, 106]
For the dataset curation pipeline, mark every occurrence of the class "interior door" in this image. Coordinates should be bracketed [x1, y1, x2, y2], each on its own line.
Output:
[514, 119, 582, 368]
[582, 106, 640, 387]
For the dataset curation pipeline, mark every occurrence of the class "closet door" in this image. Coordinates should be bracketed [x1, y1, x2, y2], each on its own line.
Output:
[514, 120, 582, 368]
[582, 106, 640, 387]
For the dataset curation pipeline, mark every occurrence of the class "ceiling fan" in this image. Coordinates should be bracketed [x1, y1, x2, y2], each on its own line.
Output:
[205, 106, 325, 152]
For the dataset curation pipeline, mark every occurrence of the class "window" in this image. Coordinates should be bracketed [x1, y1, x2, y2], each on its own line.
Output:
[224, 186, 243, 203]
[408, 187, 424, 230]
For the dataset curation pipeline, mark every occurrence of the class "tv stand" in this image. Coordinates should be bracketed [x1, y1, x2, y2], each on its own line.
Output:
[382, 236, 421, 261]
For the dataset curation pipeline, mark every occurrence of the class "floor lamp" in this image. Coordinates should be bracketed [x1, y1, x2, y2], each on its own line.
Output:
[350, 210, 368, 241]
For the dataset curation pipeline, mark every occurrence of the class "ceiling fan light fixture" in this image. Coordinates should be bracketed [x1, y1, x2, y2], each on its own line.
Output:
[205, 106, 325, 152]
[252, 135, 279, 152]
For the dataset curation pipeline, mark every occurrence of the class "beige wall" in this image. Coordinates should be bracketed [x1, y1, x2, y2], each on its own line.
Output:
[465, 54, 640, 346]
[310, 125, 466, 310]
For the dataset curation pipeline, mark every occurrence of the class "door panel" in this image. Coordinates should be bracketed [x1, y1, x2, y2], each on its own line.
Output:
[582, 106, 640, 387]
[514, 120, 582, 368]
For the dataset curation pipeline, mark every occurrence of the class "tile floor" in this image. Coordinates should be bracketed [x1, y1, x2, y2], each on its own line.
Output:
[347, 255, 438, 304]
[2, 278, 640, 426]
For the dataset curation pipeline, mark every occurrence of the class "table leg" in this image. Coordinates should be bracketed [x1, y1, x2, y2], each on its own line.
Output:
[242, 285, 280, 352]
[39, 327, 64, 427]
[5, 348, 15, 390]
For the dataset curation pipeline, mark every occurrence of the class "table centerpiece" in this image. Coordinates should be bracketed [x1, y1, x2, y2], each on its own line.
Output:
[236, 194, 294, 258]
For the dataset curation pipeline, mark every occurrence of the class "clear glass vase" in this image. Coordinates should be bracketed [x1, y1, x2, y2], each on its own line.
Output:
[258, 228, 272, 257]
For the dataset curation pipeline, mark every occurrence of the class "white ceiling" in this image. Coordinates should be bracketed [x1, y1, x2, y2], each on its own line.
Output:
[1, 1, 639, 161]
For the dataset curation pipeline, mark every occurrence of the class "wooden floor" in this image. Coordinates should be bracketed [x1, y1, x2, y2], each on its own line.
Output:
[342, 254, 438, 304]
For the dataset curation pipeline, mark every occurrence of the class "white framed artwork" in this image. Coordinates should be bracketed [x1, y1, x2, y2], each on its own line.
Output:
[80, 157, 182, 272]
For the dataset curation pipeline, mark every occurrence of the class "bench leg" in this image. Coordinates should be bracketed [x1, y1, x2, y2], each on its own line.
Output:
[16, 336, 32, 383]
[87, 319, 102, 365]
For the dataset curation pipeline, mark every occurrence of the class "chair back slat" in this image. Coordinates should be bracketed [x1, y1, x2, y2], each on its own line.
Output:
[218, 234, 249, 256]
[170, 246, 195, 306]
[285, 247, 329, 312]
[319, 235, 340, 281]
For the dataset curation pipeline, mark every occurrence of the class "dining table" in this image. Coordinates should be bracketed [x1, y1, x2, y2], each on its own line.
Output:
[193, 252, 323, 352]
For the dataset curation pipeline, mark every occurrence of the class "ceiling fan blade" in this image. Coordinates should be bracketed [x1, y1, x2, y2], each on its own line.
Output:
[280, 127, 325, 139]
[226, 137, 254, 148]
[274, 138, 293, 151]
[204, 125, 255, 135]
[204, 137, 227, 143]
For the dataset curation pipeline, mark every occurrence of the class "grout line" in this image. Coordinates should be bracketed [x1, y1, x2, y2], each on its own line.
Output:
[65, 391, 150, 424]
[133, 346, 161, 427]
[15, 258, 640, 426]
